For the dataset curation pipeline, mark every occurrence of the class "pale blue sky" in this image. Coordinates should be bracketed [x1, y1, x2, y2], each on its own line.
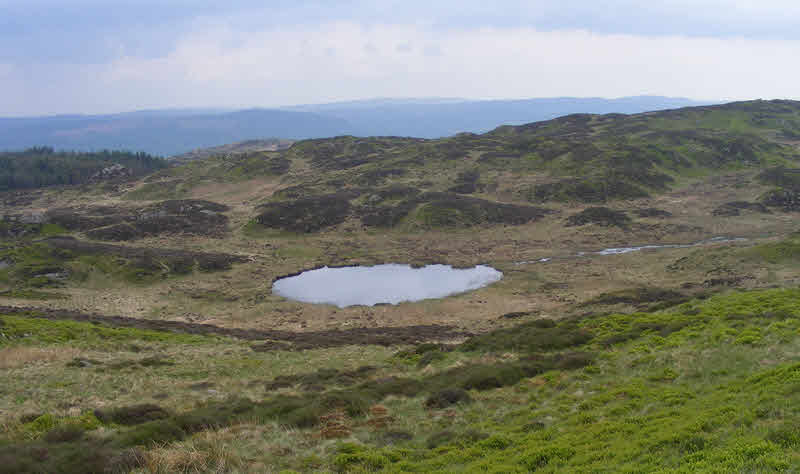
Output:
[2, 1, 799, 115]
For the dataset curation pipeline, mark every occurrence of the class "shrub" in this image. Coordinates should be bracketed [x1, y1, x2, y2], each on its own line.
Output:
[528, 178, 649, 203]
[317, 390, 375, 417]
[424, 389, 472, 409]
[458, 364, 527, 390]
[426, 431, 456, 449]
[426, 430, 488, 449]
[115, 420, 186, 447]
[520, 446, 576, 470]
[255, 195, 352, 233]
[42, 425, 85, 444]
[766, 424, 800, 448]
[565, 207, 631, 228]
[417, 350, 446, 367]
[582, 287, 687, 307]
[460, 320, 592, 353]
[415, 193, 550, 228]
[522, 421, 546, 432]
[333, 450, 389, 472]
[94, 404, 170, 426]
[359, 377, 424, 398]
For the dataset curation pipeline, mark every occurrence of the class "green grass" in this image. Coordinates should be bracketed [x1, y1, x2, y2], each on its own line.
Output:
[123, 181, 191, 201]
[0, 289, 68, 300]
[323, 288, 800, 473]
[743, 234, 800, 264]
[2, 287, 800, 472]
[0, 239, 236, 293]
[0, 314, 218, 348]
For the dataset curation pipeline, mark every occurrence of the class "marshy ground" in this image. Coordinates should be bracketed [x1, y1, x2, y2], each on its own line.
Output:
[1, 101, 800, 472]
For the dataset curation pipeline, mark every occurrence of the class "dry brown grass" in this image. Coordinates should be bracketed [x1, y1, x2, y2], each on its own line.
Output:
[142, 429, 244, 474]
[6, 169, 799, 335]
[0, 346, 81, 369]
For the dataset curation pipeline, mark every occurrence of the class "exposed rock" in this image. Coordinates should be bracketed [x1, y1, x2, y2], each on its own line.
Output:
[90, 164, 133, 182]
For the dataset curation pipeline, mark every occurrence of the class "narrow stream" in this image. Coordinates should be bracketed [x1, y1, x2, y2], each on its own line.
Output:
[514, 236, 747, 265]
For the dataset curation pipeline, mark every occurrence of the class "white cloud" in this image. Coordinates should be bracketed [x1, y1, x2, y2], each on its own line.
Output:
[3, 22, 800, 115]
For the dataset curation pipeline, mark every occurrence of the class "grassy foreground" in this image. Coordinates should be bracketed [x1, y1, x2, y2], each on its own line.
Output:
[1, 287, 798, 472]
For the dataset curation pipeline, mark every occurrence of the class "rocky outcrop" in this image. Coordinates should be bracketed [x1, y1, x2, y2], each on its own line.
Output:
[90, 164, 133, 182]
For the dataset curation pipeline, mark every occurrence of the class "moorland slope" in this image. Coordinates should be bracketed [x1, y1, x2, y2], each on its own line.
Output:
[1, 100, 799, 473]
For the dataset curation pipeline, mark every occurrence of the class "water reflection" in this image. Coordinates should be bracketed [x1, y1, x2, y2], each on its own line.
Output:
[273, 264, 503, 308]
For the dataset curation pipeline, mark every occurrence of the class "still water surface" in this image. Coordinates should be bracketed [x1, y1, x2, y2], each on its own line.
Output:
[272, 264, 503, 308]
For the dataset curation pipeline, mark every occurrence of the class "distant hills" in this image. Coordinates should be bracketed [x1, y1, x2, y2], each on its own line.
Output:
[171, 139, 295, 164]
[133, 99, 800, 234]
[0, 96, 710, 157]
[286, 96, 710, 139]
[0, 109, 349, 158]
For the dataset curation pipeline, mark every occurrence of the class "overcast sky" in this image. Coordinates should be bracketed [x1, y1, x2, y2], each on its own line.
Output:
[1, 0, 799, 116]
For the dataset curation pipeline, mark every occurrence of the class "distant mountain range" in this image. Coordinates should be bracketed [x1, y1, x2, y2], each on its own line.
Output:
[0, 109, 349, 157]
[0, 96, 711, 156]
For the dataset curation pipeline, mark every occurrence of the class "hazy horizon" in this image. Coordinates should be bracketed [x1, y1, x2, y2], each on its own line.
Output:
[1, 94, 714, 120]
[2, 1, 799, 116]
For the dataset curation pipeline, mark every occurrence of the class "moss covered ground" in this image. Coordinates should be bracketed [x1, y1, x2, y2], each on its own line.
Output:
[1, 288, 799, 472]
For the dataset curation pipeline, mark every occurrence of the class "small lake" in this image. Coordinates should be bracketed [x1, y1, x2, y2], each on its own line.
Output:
[272, 264, 503, 308]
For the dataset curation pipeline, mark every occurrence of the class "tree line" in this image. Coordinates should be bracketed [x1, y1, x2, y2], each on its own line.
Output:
[0, 147, 167, 190]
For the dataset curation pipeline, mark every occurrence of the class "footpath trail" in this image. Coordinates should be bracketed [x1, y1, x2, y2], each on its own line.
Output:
[0, 305, 472, 350]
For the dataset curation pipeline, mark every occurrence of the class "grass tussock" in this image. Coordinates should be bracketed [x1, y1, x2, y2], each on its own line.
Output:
[2, 287, 800, 472]
[0, 346, 81, 369]
[140, 430, 244, 474]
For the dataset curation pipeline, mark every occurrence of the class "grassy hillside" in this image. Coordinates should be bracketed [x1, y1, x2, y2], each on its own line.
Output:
[1, 100, 800, 473]
[1, 287, 798, 472]
[129, 100, 800, 235]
